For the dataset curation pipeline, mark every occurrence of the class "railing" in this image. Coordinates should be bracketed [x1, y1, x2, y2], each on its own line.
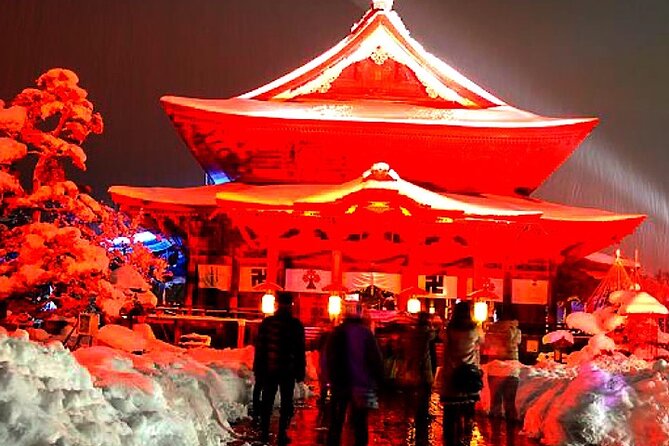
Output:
[153, 306, 264, 320]
[148, 307, 264, 349]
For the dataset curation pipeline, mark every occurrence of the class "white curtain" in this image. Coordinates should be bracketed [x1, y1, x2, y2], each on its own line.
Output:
[343, 272, 402, 294]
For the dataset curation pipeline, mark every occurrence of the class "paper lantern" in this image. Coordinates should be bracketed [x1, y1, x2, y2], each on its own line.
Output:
[261, 293, 276, 315]
[473, 301, 488, 323]
[407, 297, 421, 314]
[328, 295, 342, 317]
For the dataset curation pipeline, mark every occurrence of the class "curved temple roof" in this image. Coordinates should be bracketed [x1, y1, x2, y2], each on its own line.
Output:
[161, 2, 597, 193]
[109, 164, 644, 264]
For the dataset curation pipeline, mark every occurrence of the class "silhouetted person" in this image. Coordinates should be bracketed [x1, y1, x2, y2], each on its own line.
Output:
[317, 326, 332, 407]
[326, 304, 383, 446]
[404, 312, 436, 439]
[483, 304, 521, 422]
[254, 292, 306, 445]
[440, 301, 483, 446]
[252, 340, 265, 424]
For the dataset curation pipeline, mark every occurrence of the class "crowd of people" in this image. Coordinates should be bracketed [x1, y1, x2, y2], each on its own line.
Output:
[252, 292, 522, 446]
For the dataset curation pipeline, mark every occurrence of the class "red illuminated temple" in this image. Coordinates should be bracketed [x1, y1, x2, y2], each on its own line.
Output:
[110, 1, 643, 324]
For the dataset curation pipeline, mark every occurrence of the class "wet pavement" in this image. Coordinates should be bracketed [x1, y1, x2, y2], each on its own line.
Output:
[230, 391, 540, 446]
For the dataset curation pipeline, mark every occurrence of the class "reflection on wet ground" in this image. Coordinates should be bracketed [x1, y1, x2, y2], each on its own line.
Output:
[230, 391, 540, 446]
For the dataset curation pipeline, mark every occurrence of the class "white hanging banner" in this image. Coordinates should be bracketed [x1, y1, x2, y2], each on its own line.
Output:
[239, 266, 267, 292]
[285, 269, 332, 293]
[466, 278, 504, 302]
[197, 264, 232, 291]
[343, 272, 402, 294]
[417, 275, 458, 297]
[512, 279, 548, 304]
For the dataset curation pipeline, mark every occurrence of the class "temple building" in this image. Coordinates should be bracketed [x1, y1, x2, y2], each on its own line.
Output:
[110, 0, 643, 330]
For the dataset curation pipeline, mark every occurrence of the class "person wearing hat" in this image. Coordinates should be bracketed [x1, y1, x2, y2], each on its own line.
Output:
[254, 292, 306, 445]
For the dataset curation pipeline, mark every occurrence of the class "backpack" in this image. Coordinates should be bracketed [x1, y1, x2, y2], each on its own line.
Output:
[452, 363, 483, 394]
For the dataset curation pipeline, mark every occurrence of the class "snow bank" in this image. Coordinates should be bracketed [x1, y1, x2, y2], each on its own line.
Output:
[485, 353, 669, 446]
[0, 322, 322, 445]
[0, 330, 258, 445]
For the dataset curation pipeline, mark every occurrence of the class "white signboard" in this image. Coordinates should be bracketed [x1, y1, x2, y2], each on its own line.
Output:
[285, 269, 332, 293]
[418, 275, 458, 297]
[197, 264, 232, 291]
[466, 278, 504, 302]
[512, 279, 548, 304]
[239, 266, 267, 292]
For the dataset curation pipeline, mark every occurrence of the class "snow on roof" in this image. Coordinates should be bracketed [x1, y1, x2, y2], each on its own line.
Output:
[163, 96, 595, 128]
[240, 6, 505, 107]
[585, 252, 639, 268]
[108, 183, 235, 213]
[109, 168, 644, 224]
[543, 330, 575, 345]
[619, 291, 669, 315]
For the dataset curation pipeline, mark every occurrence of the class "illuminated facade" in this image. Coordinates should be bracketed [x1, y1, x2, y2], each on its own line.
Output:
[110, 2, 643, 325]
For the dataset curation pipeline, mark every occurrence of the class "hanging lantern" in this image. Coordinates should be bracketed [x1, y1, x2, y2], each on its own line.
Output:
[473, 301, 488, 323]
[328, 295, 342, 318]
[428, 303, 436, 314]
[261, 293, 276, 315]
[407, 297, 421, 314]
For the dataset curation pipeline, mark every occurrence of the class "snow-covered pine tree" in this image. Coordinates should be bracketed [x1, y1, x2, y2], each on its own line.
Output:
[0, 69, 165, 323]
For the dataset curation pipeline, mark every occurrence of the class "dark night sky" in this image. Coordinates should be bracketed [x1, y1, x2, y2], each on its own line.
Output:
[1, 0, 668, 271]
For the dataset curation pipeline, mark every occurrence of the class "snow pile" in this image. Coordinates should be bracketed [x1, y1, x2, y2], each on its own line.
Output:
[0, 334, 135, 445]
[528, 363, 632, 446]
[101, 265, 158, 318]
[0, 322, 321, 445]
[0, 327, 256, 445]
[186, 346, 318, 402]
[493, 353, 669, 446]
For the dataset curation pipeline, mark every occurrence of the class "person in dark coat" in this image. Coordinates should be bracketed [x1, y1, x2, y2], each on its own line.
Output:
[254, 292, 306, 445]
[326, 304, 383, 446]
[316, 326, 332, 407]
[252, 337, 265, 424]
[405, 312, 436, 435]
[440, 301, 483, 446]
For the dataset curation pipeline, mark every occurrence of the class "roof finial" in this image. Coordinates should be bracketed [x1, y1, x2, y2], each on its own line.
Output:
[372, 0, 394, 11]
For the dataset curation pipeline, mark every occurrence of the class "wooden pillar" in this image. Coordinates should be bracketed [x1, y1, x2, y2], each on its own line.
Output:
[230, 246, 240, 314]
[400, 253, 419, 312]
[332, 248, 343, 287]
[469, 224, 481, 297]
[237, 319, 246, 348]
[400, 228, 422, 312]
[546, 258, 558, 333]
[174, 320, 182, 345]
[186, 218, 208, 314]
[266, 241, 279, 286]
[503, 268, 513, 306]
[470, 251, 479, 296]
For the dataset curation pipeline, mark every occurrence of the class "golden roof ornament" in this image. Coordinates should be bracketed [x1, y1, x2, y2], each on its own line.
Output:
[372, 0, 394, 11]
[363, 162, 399, 181]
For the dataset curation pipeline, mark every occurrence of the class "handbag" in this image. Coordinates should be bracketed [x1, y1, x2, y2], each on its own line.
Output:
[452, 363, 484, 394]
